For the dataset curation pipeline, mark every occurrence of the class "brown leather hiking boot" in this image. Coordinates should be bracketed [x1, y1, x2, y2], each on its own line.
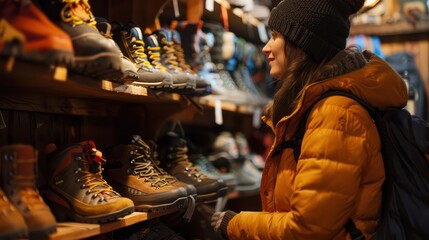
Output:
[0, 144, 57, 239]
[0, 187, 27, 239]
[45, 141, 134, 223]
[103, 138, 189, 213]
[0, 0, 74, 66]
[155, 121, 228, 202]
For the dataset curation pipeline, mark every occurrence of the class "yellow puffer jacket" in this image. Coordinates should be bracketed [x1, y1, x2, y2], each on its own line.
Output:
[226, 52, 408, 239]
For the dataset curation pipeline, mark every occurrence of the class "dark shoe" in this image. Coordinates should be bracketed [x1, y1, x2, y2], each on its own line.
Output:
[0, 0, 74, 66]
[114, 219, 186, 240]
[170, 29, 212, 96]
[187, 140, 238, 193]
[96, 20, 139, 83]
[35, 0, 122, 80]
[45, 141, 135, 223]
[104, 138, 189, 212]
[156, 121, 228, 202]
[132, 135, 198, 200]
[146, 30, 196, 92]
[0, 144, 57, 238]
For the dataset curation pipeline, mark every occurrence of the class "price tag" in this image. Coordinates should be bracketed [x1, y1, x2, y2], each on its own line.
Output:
[53, 66, 67, 82]
[173, 0, 180, 17]
[206, 0, 214, 12]
[257, 23, 269, 43]
[252, 107, 261, 128]
[215, 99, 223, 125]
[102, 80, 113, 91]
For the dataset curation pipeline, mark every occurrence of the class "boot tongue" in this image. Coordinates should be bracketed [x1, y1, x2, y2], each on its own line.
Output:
[171, 29, 181, 44]
[159, 29, 173, 42]
[13, 145, 37, 187]
[96, 21, 112, 37]
[129, 26, 144, 42]
[80, 140, 103, 173]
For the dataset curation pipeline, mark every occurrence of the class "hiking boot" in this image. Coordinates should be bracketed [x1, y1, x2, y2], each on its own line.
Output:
[187, 141, 237, 193]
[96, 20, 139, 83]
[0, 0, 74, 66]
[131, 135, 198, 200]
[207, 132, 260, 192]
[34, 0, 122, 80]
[45, 141, 134, 223]
[170, 29, 212, 96]
[145, 31, 196, 92]
[104, 139, 189, 212]
[156, 121, 228, 202]
[111, 23, 175, 90]
[0, 187, 27, 239]
[235, 132, 265, 171]
[0, 144, 57, 238]
[174, 21, 202, 68]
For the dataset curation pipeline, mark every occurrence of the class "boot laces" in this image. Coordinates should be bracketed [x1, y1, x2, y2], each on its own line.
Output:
[134, 138, 178, 185]
[130, 39, 153, 69]
[172, 146, 207, 180]
[76, 150, 120, 202]
[147, 46, 168, 72]
[61, 0, 97, 28]
[161, 38, 182, 72]
[173, 41, 192, 72]
[130, 139, 169, 188]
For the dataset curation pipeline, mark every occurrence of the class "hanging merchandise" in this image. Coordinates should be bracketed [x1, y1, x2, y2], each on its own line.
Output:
[385, 52, 428, 120]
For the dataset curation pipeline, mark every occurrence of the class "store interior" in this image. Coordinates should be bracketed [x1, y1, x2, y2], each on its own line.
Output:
[0, 0, 428, 239]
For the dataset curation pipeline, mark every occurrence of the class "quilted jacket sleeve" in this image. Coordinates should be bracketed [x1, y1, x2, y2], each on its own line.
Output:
[226, 97, 382, 239]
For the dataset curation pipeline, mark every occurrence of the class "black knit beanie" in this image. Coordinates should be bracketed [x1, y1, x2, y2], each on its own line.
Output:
[268, 0, 364, 62]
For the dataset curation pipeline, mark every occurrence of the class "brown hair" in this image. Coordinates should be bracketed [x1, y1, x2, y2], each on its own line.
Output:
[268, 39, 331, 126]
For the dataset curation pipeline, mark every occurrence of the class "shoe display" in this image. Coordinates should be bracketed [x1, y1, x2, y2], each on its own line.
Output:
[0, 187, 28, 239]
[187, 141, 237, 193]
[154, 29, 197, 92]
[0, 0, 74, 66]
[34, 0, 122, 80]
[207, 132, 260, 192]
[95, 20, 139, 83]
[170, 29, 212, 96]
[111, 23, 177, 90]
[235, 132, 265, 171]
[0, 144, 57, 238]
[174, 21, 201, 68]
[156, 120, 228, 202]
[131, 135, 198, 200]
[45, 141, 135, 223]
[103, 137, 190, 212]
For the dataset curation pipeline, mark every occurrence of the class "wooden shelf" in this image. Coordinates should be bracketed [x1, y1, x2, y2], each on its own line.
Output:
[49, 210, 178, 240]
[350, 20, 429, 36]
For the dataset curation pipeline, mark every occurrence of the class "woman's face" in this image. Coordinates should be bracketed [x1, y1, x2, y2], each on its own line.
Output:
[262, 31, 286, 79]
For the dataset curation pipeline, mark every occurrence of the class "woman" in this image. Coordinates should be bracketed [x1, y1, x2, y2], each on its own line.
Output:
[210, 0, 408, 239]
